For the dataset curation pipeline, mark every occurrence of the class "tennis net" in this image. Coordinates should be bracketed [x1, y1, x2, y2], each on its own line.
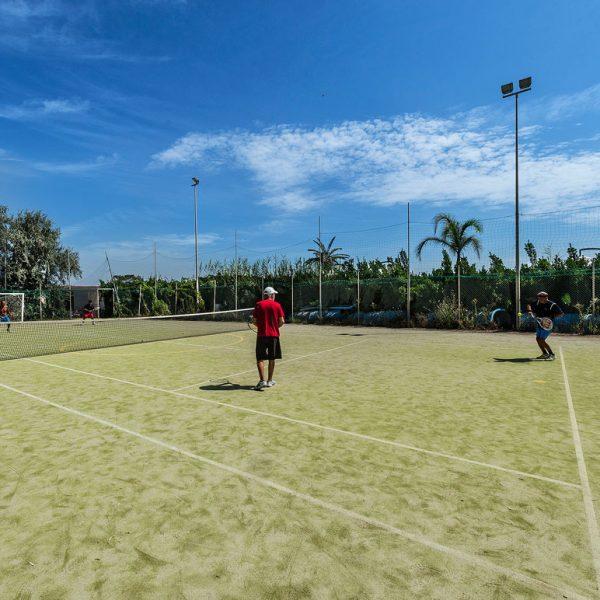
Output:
[0, 307, 254, 361]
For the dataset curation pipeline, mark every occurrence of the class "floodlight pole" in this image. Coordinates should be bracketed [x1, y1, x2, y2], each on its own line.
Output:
[502, 80, 531, 328]
[192, 177, 200, 308]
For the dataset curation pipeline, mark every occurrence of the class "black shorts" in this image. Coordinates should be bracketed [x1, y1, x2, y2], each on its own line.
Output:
[256, 336, 282, 361]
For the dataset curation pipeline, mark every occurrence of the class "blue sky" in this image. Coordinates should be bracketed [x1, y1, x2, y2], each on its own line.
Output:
[1, 0, 600, 282]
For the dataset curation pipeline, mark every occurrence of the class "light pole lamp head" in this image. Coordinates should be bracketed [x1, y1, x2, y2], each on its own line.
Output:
[519, 77, 532, 90]
[191, 177, 199, 187]
[501, 82, 513, 96]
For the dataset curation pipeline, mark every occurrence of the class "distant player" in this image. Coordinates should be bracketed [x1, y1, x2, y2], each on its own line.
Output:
[252, 286, 285, 390]
[526, 291, 563, 360]
[0, 300, 12, 332]
[81, 300, 96, 324]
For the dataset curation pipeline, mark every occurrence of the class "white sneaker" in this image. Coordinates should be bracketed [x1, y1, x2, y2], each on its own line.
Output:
[254, 380, 267, 391]
[266, 380, 276, 387]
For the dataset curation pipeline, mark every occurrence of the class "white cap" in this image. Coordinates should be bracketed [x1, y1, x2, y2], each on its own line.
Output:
[263, 286, 278, 295]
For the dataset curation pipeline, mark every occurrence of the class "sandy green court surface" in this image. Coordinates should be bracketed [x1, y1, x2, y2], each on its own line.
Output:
[1, 324, 599, 599]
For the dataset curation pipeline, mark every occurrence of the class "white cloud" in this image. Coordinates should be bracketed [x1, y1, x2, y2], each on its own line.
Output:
[152, 109, 600, 213]
[0, 98, 90, 120]
[33, 154, 117, 174]
[0, 0, 60, 19]
[542, 83, 600, 120]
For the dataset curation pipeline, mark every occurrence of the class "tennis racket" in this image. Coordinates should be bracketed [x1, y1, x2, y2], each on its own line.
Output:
[529, 313, 553, 331]
[247, 314, 258, 333]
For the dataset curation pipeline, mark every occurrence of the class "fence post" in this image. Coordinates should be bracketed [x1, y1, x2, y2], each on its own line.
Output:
[138, 284, 142, 316]
[174, 281, 178, 314]
[356, 258, 360, 326]
[406, 202, 411, 323]
[291, 269, 294, 322]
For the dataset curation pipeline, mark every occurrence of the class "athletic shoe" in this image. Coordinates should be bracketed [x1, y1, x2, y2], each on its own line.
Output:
[254, 380, 267, 391]
[266, 380, 276, 387]
[546, 353, 556, 361]
[535, 354, 548, 360]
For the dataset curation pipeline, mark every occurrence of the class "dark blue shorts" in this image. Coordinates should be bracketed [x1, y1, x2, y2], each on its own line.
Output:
[536, 325, 551, 341]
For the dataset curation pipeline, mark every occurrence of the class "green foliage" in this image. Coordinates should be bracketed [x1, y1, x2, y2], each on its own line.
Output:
[0, 205, 80, 290]
[152, 298, 170, 316]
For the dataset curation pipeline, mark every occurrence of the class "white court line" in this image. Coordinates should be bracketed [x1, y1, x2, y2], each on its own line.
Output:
[25, 357, 580, 490]
[0, 382, 589, 600]
[173, 338, 367, 391]
[559, 347, 600, 593]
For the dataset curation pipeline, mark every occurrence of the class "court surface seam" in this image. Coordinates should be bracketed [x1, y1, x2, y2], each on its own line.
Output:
[25, 357, 581, 490]
[559, 346, 600, 593]
[0, 381, 590, 600]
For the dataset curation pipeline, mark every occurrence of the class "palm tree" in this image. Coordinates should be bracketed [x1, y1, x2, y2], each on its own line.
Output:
[416, 213, 483, 313]
[306, 236, 349, 274]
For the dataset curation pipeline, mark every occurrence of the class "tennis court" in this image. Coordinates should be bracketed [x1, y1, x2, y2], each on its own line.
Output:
[1, 320, 598, 599]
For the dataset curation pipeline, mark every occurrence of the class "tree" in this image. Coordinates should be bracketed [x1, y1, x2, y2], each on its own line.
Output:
[524, 241, 537, 267]
[306, 236, 349, 274]
[416, 213, 483, 313]
[1, 206, 81, 290]
[488, 253, 506, 274]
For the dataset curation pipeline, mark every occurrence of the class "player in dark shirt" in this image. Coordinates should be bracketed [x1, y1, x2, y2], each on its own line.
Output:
[81, 300, 96, 325]
[526, 291, 563, 360]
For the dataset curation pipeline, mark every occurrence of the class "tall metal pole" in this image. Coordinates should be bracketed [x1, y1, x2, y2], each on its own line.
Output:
[291, 268, 294, 322]
[105, 251, 120, 306]
[318, 216, 322, 320]
[514, 93, 521, 329]
[67, 250, 73, 317]
[502, 78, 531, 327]
[593, 258, 596, 315]
[3, 220, 7, 289]
[153, 241, 158, 298]
[356, 257, 360, 326]
[406, 202, 411, 323]
[192, 178, 200, 308]
[234, 230, 238, 310]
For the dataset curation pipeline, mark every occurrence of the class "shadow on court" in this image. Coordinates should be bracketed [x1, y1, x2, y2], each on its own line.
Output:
[337, 333, 365, 336]
[199, 382, 258, 391]
[493, 357, 537, 363]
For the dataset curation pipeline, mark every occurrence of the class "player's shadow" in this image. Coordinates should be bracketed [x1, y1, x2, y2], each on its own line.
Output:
[493, 357, 536, 363]
[337, 333, 365, 336]
[199, 382, 257, 391]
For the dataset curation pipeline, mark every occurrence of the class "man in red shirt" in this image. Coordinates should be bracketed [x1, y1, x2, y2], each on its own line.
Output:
[252, 286, 285, 390]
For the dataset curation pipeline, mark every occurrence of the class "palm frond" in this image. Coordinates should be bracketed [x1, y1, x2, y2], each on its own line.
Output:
[462, 235, 482, 258]
[460, 218, 483, 235]
[416, 236, 452, 259]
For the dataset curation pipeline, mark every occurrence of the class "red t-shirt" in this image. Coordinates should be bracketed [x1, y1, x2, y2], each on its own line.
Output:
[253, 299, 284, 338]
